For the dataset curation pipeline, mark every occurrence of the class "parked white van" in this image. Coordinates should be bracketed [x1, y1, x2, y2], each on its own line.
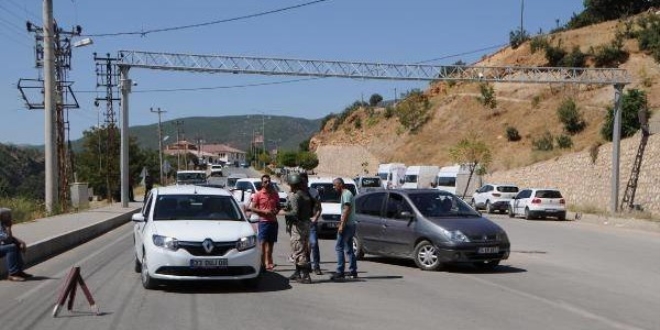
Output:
[435, 164, 483, 198]
[402, 165, 439, 189]
[307, 177, 357, 235]
[377, 163, 406, 189]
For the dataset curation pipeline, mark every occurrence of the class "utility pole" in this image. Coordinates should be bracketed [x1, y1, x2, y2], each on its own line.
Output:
[173, 120, 184, 171]
[520, 0, 525, 37]
[94, 53, 120, 202]
[43, 0, 57, 213]
[151, 107, 166, 184]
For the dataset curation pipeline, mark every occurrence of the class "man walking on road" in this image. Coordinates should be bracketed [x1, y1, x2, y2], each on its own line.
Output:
[330, 178, 358, 281]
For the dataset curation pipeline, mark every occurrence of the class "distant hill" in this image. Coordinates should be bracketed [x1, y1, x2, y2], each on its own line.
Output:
[72, 115, 322, 153]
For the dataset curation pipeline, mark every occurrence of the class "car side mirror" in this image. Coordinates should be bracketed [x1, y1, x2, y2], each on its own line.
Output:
[132, 213, 145, 222]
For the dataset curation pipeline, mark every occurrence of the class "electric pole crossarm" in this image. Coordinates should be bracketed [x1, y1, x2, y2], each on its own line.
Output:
[118, 50, 631, 85]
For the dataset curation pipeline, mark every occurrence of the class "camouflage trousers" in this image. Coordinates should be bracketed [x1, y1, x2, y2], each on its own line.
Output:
[289, 221, 310, 267]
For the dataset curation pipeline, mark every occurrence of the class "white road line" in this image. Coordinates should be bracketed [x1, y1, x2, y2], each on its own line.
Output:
[16, 230, 133, 302]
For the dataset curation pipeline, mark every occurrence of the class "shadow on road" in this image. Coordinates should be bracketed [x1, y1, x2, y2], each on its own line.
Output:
[362, 256, 527, 274]
[159, 272, 293, 294]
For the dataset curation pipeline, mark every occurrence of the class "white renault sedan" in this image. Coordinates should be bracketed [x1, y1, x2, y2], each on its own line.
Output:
[132, 185, 261, 289]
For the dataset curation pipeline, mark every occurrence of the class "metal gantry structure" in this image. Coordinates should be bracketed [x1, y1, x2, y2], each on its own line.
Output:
[116, 50, 631, 211]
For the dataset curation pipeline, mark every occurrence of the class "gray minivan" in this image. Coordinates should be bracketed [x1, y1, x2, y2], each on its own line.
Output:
[353, 189, 510, 271]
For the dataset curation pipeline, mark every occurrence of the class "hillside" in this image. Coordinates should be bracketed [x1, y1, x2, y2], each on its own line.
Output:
[73, 115, 322, 153]
[0, 144, 45, 200]
[310, 16, 660, 174]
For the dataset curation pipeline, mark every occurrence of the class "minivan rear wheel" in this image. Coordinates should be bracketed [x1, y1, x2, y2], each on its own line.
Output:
[413, 241, 442, 271]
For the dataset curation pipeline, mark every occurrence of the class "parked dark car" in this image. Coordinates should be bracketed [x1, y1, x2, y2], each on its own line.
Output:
[353, 189, 510, 271]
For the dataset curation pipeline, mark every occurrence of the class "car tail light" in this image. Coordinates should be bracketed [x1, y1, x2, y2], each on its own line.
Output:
[531, 198, 542, 204]
[559, 198, 565, 204]
[492, 193, 501, 197]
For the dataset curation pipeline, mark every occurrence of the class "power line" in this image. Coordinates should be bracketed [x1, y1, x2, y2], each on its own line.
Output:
[85, 0, 330, 37]
[5, 0, 40, 21]
[0, 3, 29, 22]
[75, 77, 321, 94]
[415, 43, 509, 64]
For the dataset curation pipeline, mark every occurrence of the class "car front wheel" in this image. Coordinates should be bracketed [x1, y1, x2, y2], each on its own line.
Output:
[134, 254, 142, 273]
[413, 241, 442, 271]
[141, 253, 157, 290]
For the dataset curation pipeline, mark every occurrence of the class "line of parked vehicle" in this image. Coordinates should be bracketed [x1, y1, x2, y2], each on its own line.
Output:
[471, 184, 567, 221]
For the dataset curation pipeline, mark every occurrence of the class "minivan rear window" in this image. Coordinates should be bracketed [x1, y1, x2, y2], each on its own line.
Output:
[535, 190, 562, 198]
[497, 186, 519, 193]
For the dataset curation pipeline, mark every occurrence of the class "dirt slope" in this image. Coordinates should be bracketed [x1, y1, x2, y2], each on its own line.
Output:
[311, 16, 660, 173]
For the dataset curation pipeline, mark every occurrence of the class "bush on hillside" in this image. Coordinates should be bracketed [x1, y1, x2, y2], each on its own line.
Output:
[477, 82, 497, 109]
[567, 0, 660, 28]
[532, 131, 554, 151]
[556, 134, 574, 149]
[320, 113, 337, 130]
[601, 89, 649, 141]
[636, 13, 660, 62]
[530, 36, 549, 54]
[545, 43, 568, 66]
[592, 35, 629, 67]
[369, 93, 383, 107]
[560, 46, 587, 67]
[505, 126, 521, 141]
[557, 98, 587, 135]
[395, 89, 431, 133]
[509, 28, 530, 49]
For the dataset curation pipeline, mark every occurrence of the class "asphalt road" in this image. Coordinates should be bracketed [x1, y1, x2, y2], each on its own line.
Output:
[0, 213, 658, 330]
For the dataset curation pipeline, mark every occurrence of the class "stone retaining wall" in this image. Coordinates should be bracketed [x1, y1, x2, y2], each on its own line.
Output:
[486, 133, 660, 215]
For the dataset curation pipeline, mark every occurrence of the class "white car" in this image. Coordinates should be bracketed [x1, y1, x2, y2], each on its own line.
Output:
[234, 178, 288, 209]
[508, 188, 567, 220]
[307, 177, 357, 235]
[471, 184, 519, 213]
[132, 185, 261, 289]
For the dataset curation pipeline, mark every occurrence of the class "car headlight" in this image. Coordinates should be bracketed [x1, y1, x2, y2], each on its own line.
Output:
[236, 235, 257, 251]
[152, 234, 179, 251]
[496, 231, 509, 243]
[440, 228, 470, 243]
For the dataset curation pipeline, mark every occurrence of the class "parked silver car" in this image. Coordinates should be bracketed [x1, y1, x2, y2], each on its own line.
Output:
[353, 189, 510, 271]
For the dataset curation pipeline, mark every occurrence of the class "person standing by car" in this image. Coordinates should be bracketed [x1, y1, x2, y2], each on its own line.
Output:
[284, 173, 314, 284]
[249, 175, 281, 272]
[144, 174, 154, 202]
[0, 208, 33, 281]
[300, 172, 323, 275]
[331, 178, 358, 281]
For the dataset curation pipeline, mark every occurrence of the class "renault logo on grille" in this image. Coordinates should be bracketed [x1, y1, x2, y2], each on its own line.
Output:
[202, 239, 214, 254]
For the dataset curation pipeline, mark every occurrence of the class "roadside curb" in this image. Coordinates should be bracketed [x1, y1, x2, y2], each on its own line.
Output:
[1, 207, 140, 277]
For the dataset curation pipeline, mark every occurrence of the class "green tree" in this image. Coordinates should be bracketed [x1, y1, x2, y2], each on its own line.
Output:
[557, 98, 586, 135]
[477, 83, 497, 109]
[509, 28, 530, 49]
[298, 138, 310, 152]
[75, 125, 152, 200]
[449, 135, 492, 199]
[369, 93, 383, 107]
[395, 89, 432, 133]
[601, 89, 649, 141]
[297, 151, 319, 171]
[277, 151, 298, 168]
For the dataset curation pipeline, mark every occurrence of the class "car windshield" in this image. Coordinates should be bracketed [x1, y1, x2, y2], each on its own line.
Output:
[404, 175, 418, 183]
[497, 186, 519, 192]
[377, 173, 387, 180]
[209, 171, 223, 178]
[153, 195, 243, 221]
[361, 178, 381, 188]
[436, 176, 456, 187]
[409, 192, 480, 218]
[535, 190, 562, 198]
[177, 172, 206, 183]
[311, 183, 357, 203]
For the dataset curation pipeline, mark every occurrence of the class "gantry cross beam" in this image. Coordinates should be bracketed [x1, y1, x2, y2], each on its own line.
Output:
[114, 50, 630, 213]
[117, 50, 631, 85]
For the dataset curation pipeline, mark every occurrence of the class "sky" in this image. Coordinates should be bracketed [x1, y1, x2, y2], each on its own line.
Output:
[0, 0, 585, 145]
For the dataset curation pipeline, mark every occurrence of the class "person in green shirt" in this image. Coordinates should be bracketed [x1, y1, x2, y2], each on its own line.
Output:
[330, 178, 358, 281]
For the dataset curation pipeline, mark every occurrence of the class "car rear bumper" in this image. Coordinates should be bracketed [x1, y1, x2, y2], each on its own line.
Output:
[529, 209, 566, 218]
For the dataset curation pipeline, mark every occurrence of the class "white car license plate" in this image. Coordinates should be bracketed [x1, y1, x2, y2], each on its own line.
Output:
[478, 246, 499, 254]
[190, 258, 228, 268]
